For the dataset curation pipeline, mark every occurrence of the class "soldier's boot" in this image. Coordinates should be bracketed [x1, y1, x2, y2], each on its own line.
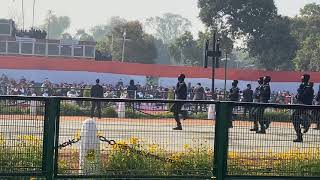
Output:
[293, 134, 303, 143]
[256, 125, 266, 134]
[250, 121, 259, 132]
[173, 122, 182, 130]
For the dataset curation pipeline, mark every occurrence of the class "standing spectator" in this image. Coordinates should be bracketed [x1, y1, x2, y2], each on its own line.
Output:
[91, 79, 104, 119]
[193, 83, 206, 113]
[172, 74, 188, 130]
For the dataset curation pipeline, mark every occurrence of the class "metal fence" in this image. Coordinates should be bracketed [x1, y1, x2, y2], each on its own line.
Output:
[0, 96, 319, 179]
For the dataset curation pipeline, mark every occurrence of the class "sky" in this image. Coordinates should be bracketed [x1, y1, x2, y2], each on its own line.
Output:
[1, 0, 320, 37]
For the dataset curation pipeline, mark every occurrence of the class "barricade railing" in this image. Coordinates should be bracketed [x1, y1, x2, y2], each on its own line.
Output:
[0, 96, 319, 179]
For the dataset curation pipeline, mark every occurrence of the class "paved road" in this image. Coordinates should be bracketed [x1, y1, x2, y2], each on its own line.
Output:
[0, 116, 319, 153]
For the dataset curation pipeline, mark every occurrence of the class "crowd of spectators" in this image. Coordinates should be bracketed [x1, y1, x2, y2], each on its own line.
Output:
[0, 74, 296, 104]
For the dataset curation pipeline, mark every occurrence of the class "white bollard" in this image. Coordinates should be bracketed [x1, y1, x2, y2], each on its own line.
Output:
[79, 118, 101, 175]
[117, 102, 126, 118]
[207, 104, 216, 120]
[30, 93, 37, 116]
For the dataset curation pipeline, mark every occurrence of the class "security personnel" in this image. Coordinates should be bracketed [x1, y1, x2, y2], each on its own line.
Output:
[228, 80, 240, 128]
[293, 74, 314, 142]
[256, 76, 271, 134]
[229, 80, 240, 101]
[250, 77, 264, 131]
[91, 79, 104, 118]
[172, 74, 188, 130]
[242, 84, 254, 118]
[314, 85, 320, 130]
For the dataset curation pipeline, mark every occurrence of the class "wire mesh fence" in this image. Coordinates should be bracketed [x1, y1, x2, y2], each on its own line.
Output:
[56, 98, 215, 178]
[0, 97, 45, 175]
[227, 103, 320, 177]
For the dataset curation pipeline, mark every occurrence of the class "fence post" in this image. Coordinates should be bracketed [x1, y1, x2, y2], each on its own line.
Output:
[43, 97, 59, 180]
[214, 102, 233, 180]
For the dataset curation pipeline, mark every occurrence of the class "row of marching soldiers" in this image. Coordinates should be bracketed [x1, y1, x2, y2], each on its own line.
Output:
[228, 74, 319, 143]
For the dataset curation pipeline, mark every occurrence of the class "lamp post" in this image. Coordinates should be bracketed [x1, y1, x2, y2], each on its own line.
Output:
[32, 0, 36, 27]
[204, 31, 221, 100]
[21, 0, 25, 30]
[224, 52, 228, 100]
[121, 29, 126, 62]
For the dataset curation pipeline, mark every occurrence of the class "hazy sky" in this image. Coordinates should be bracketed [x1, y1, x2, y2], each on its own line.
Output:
[1, 0, 320, 36]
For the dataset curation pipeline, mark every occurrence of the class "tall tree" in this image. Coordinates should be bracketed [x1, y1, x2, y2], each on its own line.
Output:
[74, 29, 94, 41]
[291, 3, 320, 71]
[198, 0, 277, 38]
[247, 16, 297, 70]
[41, 11, 71, 39]
[146, 13, 192, 44]
[294, 35, 320, 71]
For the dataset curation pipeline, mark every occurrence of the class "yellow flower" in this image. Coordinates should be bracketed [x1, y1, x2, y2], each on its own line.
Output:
[74, 130, 80, 140]
[148, 144, 158, 153]
[183, 144, 190, 150]
[130, 137, 139, 145]
[86, 149, 95, 161]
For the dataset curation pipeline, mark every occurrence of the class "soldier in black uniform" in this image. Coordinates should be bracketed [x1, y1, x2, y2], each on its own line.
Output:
[250, 77, 264, 131]
[172, 74, 188, 130]
[229, 80, 240, 101]
[313, 85, 320, 130]
[229, 80, 240, 128]
[256, 76, 271, 134]
[242, 84, 254, 117]
[293, 74, 314, 142]
[91, 79, 104, 118]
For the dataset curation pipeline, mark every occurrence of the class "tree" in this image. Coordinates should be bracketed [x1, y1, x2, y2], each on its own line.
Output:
[294, 35, 320, 71]
[146, 13, 192, 44]
[74, 29, 94, 41]
[247, 16, 297, 70]
[41, 11, 71, 39]
[198, 0, 277, 38]
[90, 25, 111, 41]
[100, 19, 157, 64]
[169, 31, 202, 66]
[61, 33, 73, 40]
[291, 3, 320, 71]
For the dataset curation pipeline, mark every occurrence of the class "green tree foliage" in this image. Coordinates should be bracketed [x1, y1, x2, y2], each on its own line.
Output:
[74, 29, 94, 41]
[41, 11, 71, 39]
[169, 31, 202, 66]
[291, 3, 320, 71]
[294, 35, 320, 71]
[146, 13, 192, 44]
[198, 0, 277, 37]
[247, 16, 297, 70]
[97, 18, 157, 64]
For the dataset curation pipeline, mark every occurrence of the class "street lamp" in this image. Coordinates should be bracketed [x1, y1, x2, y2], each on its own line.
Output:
[121, 29, 126, 62]
[32, 0, 36, 27]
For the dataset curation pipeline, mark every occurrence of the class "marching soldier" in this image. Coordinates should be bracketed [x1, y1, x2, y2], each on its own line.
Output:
[242, 84, 254, 117]
[256, 76, 271, 134]
[229, 80, 240, 128]
[314, 85, 320, 130]
[250, 77, 264, 132]
[172, 74, 188, 130]
[292, 74, 314, 142]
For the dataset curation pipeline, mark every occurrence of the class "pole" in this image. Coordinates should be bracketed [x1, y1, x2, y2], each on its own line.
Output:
[121, 29, 126, 62]
[224, 52, 228, 100]
[22, 0, 25, 30]
[47, 10, 52, 39]
[211, 32, 216, 100]
[32, 0, 36, 27]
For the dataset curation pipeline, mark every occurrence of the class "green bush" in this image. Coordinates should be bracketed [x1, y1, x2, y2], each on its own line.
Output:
[102, 106, 118, 118]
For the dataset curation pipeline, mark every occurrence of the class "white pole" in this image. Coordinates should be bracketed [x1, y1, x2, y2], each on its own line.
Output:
[121, 29, 126, 62]
[79, 118, 101, 175]
[21, 0, 25, 30]
[32, 0, 36, 27]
